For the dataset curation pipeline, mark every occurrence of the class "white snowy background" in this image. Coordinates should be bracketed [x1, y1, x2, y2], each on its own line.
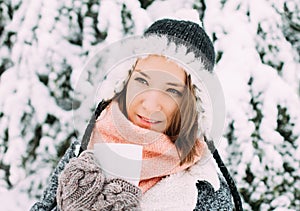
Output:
[0, 0, 299, 210]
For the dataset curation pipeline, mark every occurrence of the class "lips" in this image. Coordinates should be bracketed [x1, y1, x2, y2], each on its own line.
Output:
[137, 114, 162, 125]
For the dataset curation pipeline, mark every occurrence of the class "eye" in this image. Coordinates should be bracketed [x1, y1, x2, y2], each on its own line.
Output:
[134, 77, 149, 86]
[166, 88, 183, 97]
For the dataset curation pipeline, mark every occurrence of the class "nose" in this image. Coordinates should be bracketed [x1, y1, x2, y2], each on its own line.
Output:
[142, 90, 162, 112]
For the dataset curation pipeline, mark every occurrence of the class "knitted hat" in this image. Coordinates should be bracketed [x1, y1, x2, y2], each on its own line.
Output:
[144, 19, 215, 72]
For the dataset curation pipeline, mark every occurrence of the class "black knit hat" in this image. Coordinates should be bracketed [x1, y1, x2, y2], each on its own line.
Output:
[144, 19, 215, 72]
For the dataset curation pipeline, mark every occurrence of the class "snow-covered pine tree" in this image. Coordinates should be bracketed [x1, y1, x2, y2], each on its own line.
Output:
[206, 0, 300, 210]
[0, 0, 84, 200]
[1, 0, 299, 210]
[0, 0, 18, 77]
[255, 0, 300, 93]
[281, 0, 300, 61]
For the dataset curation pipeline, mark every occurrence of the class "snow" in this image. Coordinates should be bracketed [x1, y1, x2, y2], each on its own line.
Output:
[97, 0, 124, 42]
[147, 0, 197, 21]
[271, 195, 291, 208]
[1, 0, 300, 210]
[0, 188, 35, 211]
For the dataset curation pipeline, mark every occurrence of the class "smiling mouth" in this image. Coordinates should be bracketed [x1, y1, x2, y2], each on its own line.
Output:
[137, 115, 162, 124]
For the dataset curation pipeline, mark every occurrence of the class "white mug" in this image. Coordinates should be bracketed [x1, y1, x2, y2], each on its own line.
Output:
[93, 143, 143, 186]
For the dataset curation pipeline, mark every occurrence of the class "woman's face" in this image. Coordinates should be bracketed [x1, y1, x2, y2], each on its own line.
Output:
[126, 55, 186, 133]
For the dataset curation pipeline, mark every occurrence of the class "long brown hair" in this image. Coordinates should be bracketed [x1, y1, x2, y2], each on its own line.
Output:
[167, 74, 200, 165]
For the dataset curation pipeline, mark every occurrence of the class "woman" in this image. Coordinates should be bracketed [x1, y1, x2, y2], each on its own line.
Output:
[31, 19, 243, 210]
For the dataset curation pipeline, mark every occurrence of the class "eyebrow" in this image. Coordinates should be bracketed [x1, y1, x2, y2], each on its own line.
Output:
[166, 82, 185, 88]
[135, 69, 150, 79]
[135, 69, 185, 88]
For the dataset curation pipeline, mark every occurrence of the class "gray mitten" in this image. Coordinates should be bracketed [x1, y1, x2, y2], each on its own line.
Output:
[56, 151, 142, 211]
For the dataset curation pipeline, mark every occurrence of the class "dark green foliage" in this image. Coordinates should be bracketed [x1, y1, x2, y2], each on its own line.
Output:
[121, 4, 134, 34]
[282, 1, 300, 59]
[276, 105, 297, 146]
[138, 0, 155, 9]
[193, 0, 206, 22]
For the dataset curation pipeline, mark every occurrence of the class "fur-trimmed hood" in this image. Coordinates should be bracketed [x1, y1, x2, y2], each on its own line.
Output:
[73, 34, 225, 148]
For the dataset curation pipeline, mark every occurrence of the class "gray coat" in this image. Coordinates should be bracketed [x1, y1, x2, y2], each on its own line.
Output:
[30, 140, 233, 210]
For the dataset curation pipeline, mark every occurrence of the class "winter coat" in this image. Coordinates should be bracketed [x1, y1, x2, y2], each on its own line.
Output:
[30, 96, 233, 211]
[30, 138, 233, 211]
[30, 139, 233, 211]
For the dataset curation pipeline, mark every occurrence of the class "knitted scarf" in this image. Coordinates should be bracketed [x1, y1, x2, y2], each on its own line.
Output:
[87, 101, 204, 193]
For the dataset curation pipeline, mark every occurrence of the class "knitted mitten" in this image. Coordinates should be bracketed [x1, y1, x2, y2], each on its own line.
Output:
[194, 179, 233, 211]
[56, 151, 142, 211]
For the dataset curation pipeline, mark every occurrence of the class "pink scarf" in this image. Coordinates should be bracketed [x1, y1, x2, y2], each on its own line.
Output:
[88, 101, 204, 193]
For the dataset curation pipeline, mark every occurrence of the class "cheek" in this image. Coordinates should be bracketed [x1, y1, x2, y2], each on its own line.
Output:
[126, 81, 142, 106]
